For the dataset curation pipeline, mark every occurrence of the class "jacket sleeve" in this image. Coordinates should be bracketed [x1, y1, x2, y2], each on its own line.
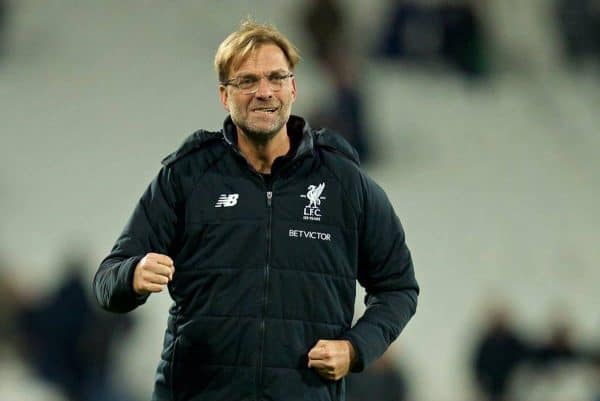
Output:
[93, 166, 182, 313]
[341, 174, 419, 371]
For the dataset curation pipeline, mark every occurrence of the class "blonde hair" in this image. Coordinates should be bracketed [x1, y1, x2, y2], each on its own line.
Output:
[214, 19, 301, 83]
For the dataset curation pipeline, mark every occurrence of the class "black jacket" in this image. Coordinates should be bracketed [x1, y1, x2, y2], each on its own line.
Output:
[93, 115, 419, 401]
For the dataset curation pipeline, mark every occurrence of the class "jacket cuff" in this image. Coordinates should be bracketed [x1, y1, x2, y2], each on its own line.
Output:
[124, 255, 150, 304]
[340, 331, 367, 372]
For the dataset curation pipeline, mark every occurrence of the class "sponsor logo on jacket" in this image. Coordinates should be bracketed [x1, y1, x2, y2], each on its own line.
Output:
[288, 229, 331, 241]
[214, 194, 239, 207]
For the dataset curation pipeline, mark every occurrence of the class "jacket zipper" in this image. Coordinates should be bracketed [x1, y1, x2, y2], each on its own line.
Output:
[257, 190, 273, 400]
[170, 311, 182, 401]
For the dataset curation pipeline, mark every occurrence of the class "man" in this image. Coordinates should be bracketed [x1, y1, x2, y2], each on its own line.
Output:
[94, 20, 419, 401]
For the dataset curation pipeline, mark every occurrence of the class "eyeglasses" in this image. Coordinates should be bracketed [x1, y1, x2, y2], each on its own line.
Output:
[221, 71, 294, 94]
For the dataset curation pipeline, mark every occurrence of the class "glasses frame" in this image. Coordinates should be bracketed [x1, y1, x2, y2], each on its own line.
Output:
[221, 72, 295, 94]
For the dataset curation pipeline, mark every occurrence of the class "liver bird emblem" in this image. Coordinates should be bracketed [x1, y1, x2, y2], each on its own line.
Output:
[305, 183, 325, 208]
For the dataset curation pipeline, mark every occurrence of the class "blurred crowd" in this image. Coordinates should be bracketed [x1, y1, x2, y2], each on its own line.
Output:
[555, 0, 600, 68]
[0, 254, 139, 401]
[4, 251, 598, 401]
[350, 303, 600, 401]
[1, 0, 599, 162]
[373, 0, 489, 78]
[298, 0, 600, 165]
[472, 306, 600, 401]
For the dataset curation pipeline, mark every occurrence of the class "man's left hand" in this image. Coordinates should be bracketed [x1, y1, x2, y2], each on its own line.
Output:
[307, 339, 356, 381]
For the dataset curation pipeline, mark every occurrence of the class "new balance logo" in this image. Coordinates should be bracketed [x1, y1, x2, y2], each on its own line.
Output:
[214, 194, 239, 207]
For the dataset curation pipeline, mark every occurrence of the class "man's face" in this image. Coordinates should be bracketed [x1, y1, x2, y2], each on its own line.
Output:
[219, 44, 297, 144]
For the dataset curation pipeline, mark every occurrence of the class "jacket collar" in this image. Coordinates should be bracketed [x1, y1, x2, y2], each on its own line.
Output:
[222, 115, 314, 162]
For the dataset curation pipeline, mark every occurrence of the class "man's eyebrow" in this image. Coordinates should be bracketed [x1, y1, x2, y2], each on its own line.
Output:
[235, 69, 288, 76]
[271, 69, 291, 74]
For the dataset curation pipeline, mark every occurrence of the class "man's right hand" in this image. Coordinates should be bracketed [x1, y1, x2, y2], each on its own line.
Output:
[133, 253, 175, 295]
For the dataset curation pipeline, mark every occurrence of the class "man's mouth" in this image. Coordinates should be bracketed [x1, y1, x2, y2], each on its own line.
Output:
[251, 107, 278, 113]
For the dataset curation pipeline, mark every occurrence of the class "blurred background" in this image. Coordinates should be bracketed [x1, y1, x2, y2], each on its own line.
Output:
[1, 0, 599, 400]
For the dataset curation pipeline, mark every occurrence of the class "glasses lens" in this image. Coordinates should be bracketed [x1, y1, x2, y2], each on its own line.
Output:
[234, 73, 292, 94]
[238, 77, 257, 92]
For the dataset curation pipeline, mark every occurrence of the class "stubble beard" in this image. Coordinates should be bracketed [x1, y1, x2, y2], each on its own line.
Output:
[231, 104, 291, 146]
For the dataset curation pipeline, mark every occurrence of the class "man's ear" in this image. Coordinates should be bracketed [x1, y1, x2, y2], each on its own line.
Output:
[219, 85, 230, 111]
[290, 77, 297, 103]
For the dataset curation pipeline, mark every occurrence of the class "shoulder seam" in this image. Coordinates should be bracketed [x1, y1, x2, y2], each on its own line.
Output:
[313, 130, 360, 165]
[318, 151, 362, 218]
[162, 130, 223, 167]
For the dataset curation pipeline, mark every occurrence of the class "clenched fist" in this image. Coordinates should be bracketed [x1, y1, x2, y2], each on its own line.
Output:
[307, 339, 356, 381]
[133, 253, 175, 295]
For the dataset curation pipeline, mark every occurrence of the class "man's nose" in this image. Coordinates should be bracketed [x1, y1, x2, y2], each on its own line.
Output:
[254, 77, 274, 98]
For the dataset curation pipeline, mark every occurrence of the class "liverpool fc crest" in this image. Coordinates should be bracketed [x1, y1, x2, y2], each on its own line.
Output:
[300, 183, 326, 221]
